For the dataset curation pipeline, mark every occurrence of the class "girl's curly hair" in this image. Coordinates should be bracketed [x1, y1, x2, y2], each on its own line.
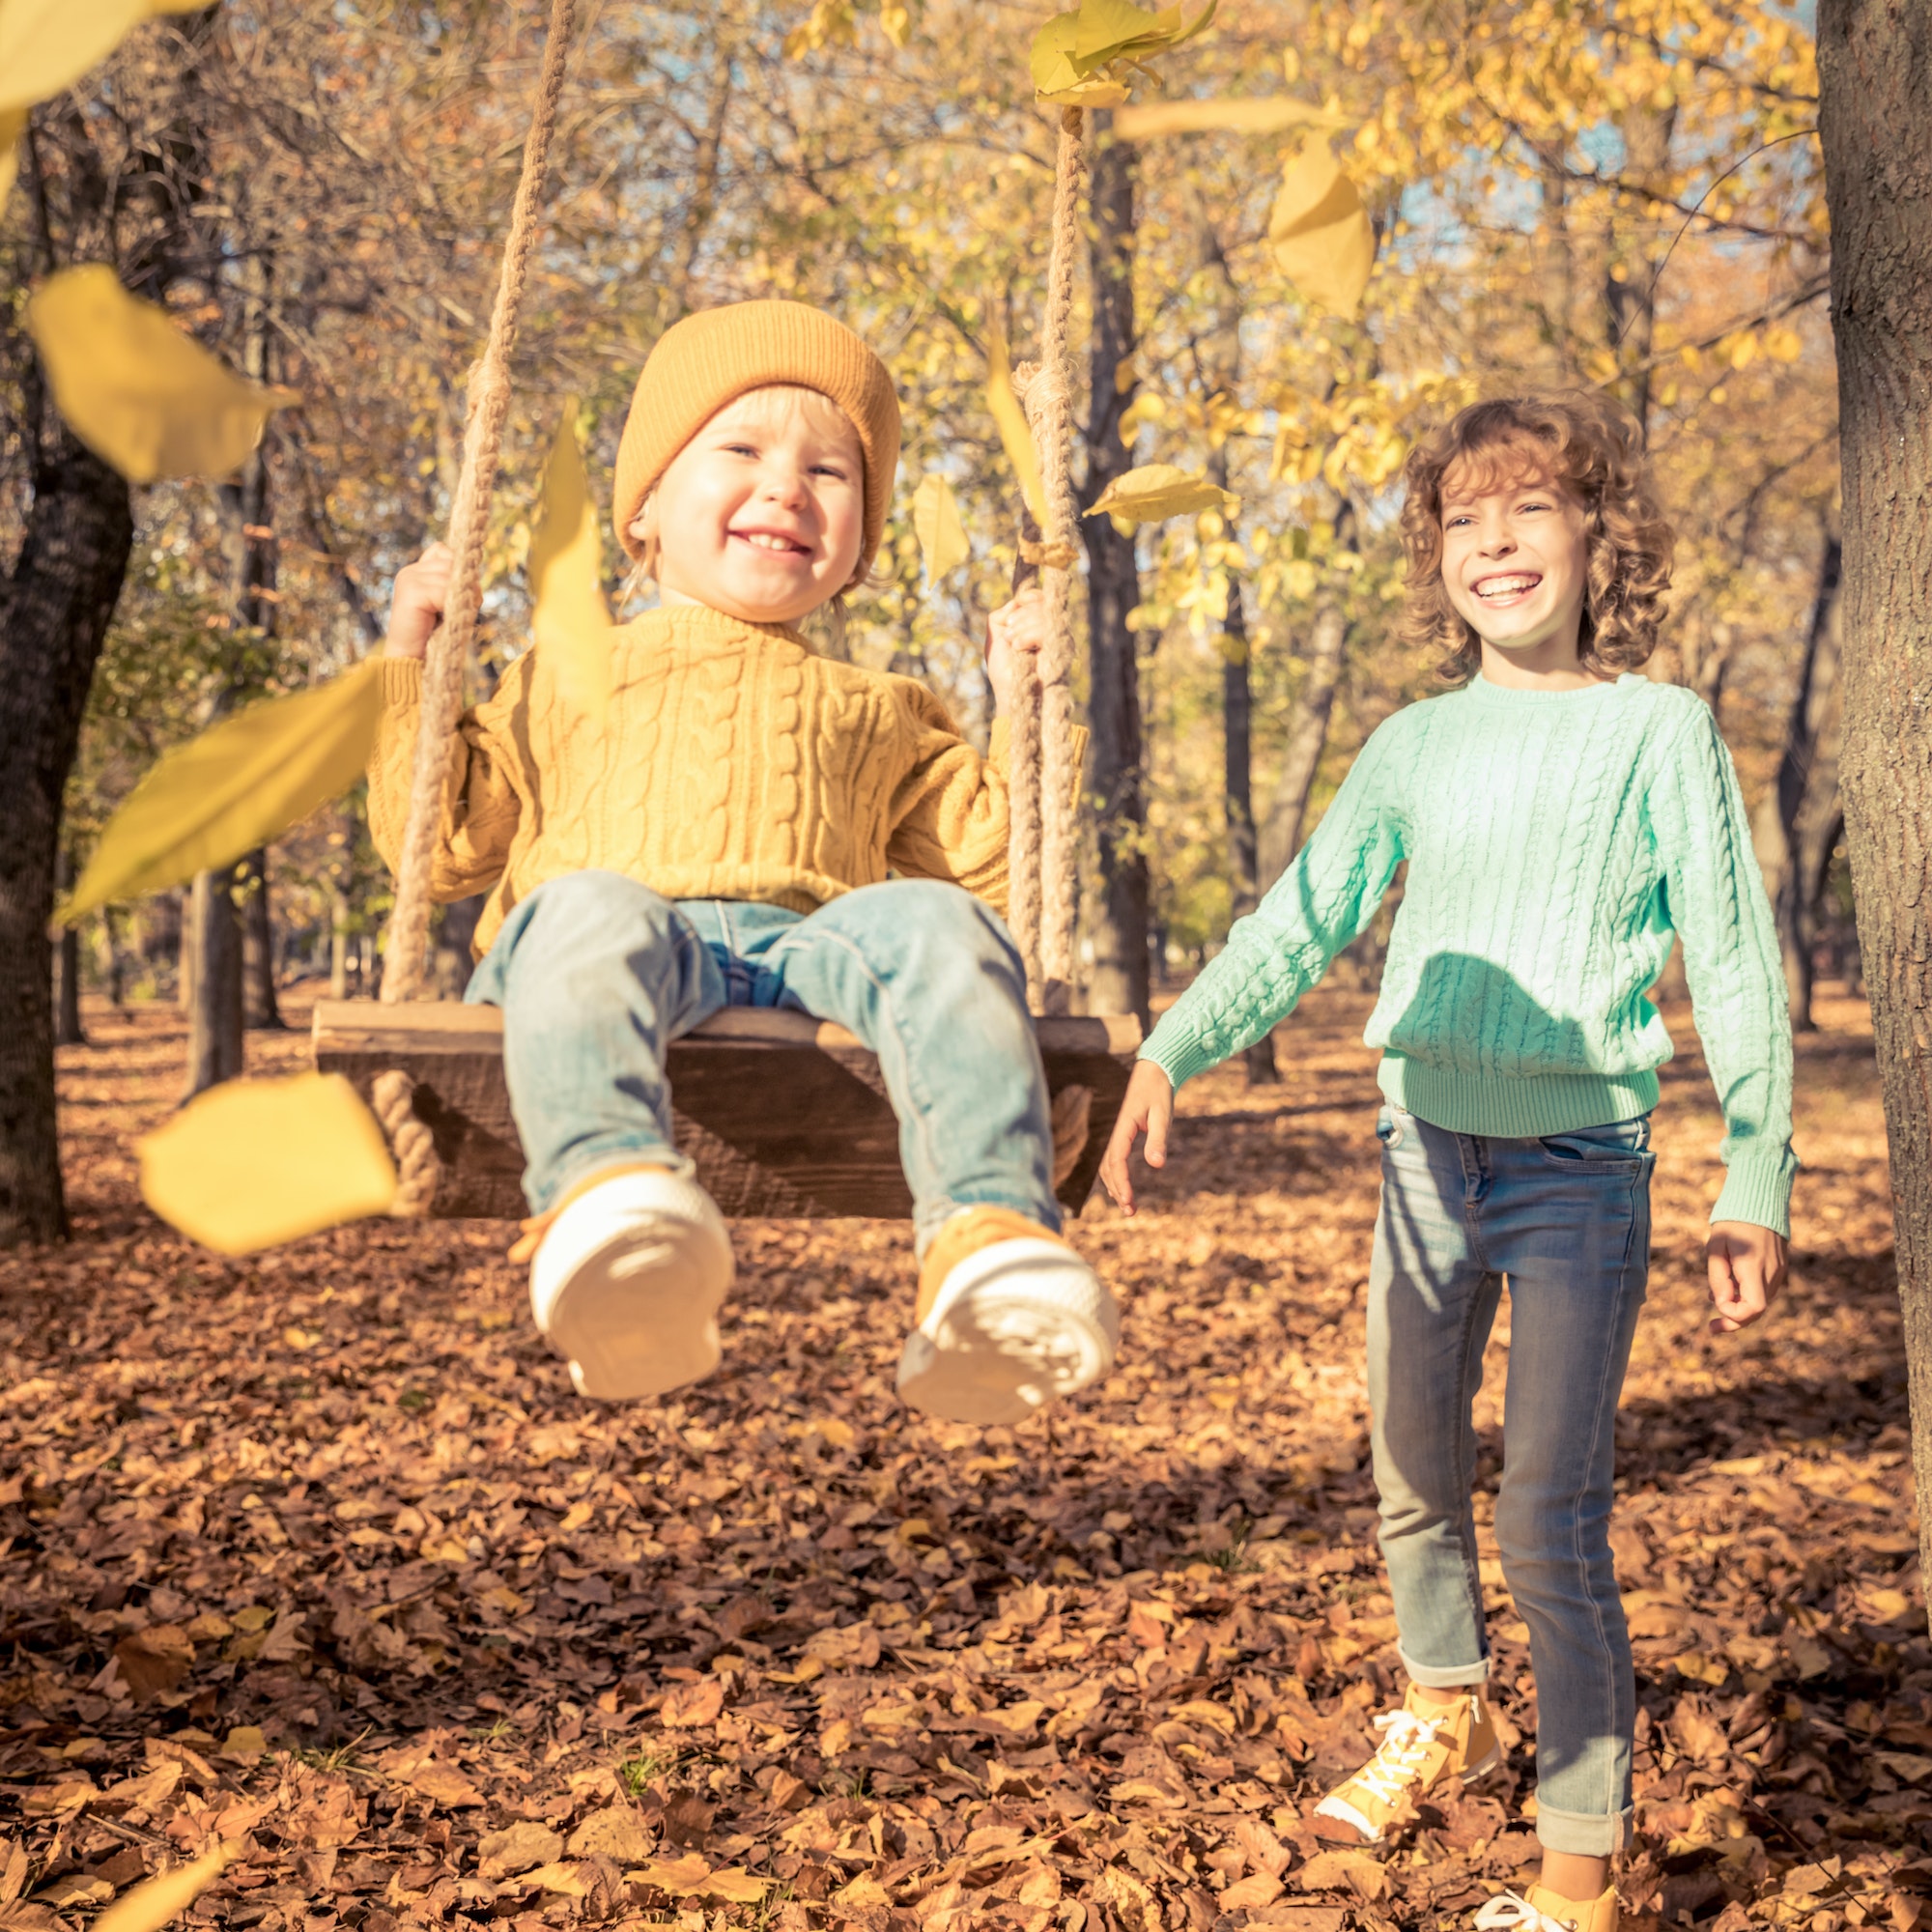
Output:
[1397, 390, 1675, 683]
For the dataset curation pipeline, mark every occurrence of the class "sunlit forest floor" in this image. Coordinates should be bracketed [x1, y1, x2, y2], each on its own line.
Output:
[0, 982, 1923, 1932]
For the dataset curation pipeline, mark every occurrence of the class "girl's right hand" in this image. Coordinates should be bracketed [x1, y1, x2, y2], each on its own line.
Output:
[1099, 1059, 1175, 1216]
[385, 542, 454, 660]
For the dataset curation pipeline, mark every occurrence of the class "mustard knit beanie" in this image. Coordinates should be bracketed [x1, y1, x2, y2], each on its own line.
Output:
[611, 299, 902, 580]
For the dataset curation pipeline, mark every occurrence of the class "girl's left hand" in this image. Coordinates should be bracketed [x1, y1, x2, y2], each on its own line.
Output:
[1706, 1221, 1788, 1332]
[986, 583, 1047, 717]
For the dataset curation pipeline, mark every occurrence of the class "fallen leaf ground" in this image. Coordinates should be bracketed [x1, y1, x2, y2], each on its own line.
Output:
[0, 981, 1924, 1932]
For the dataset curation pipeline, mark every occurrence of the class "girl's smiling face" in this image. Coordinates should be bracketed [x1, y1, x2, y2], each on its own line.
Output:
[639, 384, 865, 625]
[1439, 443, 1592, 670]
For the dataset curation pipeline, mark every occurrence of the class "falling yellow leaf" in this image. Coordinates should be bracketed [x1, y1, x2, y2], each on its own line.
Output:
[1084, 462, 1237, 525]
[138, 1071, 399, 1256]
[911, 473, 969, 581]
[25, 265, 296, 484]
[90, 1842, 233, 1932]
[1031, 0, 1216, 101]
[528, 399, 614, 715]
[1268, 138, 1377, 315]
[985, 334, 1046, 527]
[0, 107, 25, 205]
[1113, 96, 1336, 140]
[58, 659, 383, 926]
[0, 0, 210, 113]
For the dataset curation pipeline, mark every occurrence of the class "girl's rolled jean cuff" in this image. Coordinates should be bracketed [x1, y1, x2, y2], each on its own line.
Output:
[1535, 1801, 1631, 1858]
[1398, 1646, 1492, 1689]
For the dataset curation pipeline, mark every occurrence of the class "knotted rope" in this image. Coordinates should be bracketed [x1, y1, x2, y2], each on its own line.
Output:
[372, 1069, 441, 1217]
[382, 0, 577, 1007]
[1006, 106, 1086, 1017]
[375, 0, 575, 1210]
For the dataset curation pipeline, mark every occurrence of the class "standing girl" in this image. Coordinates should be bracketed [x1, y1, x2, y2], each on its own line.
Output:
[1099, 392, 1793, 1932]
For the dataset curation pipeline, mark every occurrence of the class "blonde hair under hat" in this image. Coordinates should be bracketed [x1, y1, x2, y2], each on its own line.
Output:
[611, 299, 902, 582]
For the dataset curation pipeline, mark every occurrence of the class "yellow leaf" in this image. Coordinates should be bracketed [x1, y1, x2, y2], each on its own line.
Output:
[636, 1853, 713, 1896]
[701, 1869, 769, 1904]
[0, 107, 25, 205]
[58, 659, 383, 926]
[1030, 0, 1215, 99]
[1764, 324, 1804, 363]
[1268, 138, 1377, 315]
[90, 1843, 233, 1932]
[1728, 329, 1759, 370]
[528, 399, 613, 716]
[26, 265, 296, 483]
[878, 1, 910, 45]
[1084, 462, 1236, 525]
[138, 1071, 399, 1256]
[1114, 96, 1333, 140]
[219, 1727, 266, 1764]
[985, 335, 1047, 527]
[0, 0, 209, 113]
[524, 1864, 586, 1898]
[911, 472, 969, 580]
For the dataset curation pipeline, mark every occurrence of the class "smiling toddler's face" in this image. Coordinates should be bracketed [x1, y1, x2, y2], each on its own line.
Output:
[638, 385, 866, 626]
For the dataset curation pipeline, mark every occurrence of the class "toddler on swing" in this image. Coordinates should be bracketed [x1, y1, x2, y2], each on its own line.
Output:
[371, 299, 1120, 1425]
[1102, 392, 1794, 1932]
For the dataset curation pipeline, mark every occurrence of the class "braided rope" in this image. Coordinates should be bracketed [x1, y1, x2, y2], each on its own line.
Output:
[381, 0, 577, 1004]
[1007, 364, 1048, 1011]
[1034, 107, 1086, 1018]
[372, 1069, 441, 1217]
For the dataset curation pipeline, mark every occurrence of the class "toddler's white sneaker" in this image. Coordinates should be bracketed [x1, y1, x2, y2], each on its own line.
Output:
[526, 1166, 733, 1400]
[896, 1207, 1119, 1426]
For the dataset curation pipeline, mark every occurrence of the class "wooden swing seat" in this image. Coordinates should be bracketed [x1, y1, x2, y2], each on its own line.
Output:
[312, 1000, 1140, 1222]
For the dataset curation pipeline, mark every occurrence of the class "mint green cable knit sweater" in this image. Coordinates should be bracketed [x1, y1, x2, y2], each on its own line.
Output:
[1141, 673, 1797, 1234]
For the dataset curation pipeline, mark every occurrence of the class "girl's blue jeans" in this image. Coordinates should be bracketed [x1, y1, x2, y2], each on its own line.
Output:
[465, 869, 1061, 1250]
[1368, 1101, 1653, 1857]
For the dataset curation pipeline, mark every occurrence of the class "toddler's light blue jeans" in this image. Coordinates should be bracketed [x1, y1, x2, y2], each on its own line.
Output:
[1368, 1100, 1653, 1856]
[466, 869, 1061, 1250]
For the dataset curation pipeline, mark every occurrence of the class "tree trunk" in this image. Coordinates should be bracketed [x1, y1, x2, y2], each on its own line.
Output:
[1219, 532, 1278, 1086]
[101, 904, 127, 1008]
[1750, 531, 1843, 1031]
[0, 417, 133, 1246]
[1817, 0, 1932, 1625]
[239, 847, 284, 1029]
[183, 866, 244, 1098]
[1257, 505, 1355, 890]
[51, 852, 85, 1048]
[330, 887, 352, 1000]
[1080, 118, 1150, 1026]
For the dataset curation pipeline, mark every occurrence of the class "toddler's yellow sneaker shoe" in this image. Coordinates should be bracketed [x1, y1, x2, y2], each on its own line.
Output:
[1312, 1683, 1500, 1846]
[1475, 1885, 1618, 1932]
[896, 1206, 1118, 1425]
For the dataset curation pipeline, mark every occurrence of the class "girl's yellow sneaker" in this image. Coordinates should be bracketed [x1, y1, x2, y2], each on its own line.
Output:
[1475, 1886, 1619, 1932]
[1313, 1683, 1501, 1845]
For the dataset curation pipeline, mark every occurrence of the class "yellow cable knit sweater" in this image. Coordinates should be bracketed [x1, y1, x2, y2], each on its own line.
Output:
[367, 604, 1015, 957]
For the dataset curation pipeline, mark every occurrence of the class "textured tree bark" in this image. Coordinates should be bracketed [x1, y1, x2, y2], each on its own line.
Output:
[183, 867, 244, 1098]
[240, 848, 284, 1030]
[1818, 0, 1932, 1620]
[0, 430, 133, 1245]
[1080, 120, 1150, 1026]
[1257, 504, 1355, 891]
[1750, 532, 1843, 1031]
[1222, 564, 1279, 1085]
[52, 853, 85, 1049]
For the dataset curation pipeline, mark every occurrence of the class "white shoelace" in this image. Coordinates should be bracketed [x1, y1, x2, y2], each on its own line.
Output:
[1474, 1892, 1578, 1932]
[1348, 1707, 1447, 1806]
